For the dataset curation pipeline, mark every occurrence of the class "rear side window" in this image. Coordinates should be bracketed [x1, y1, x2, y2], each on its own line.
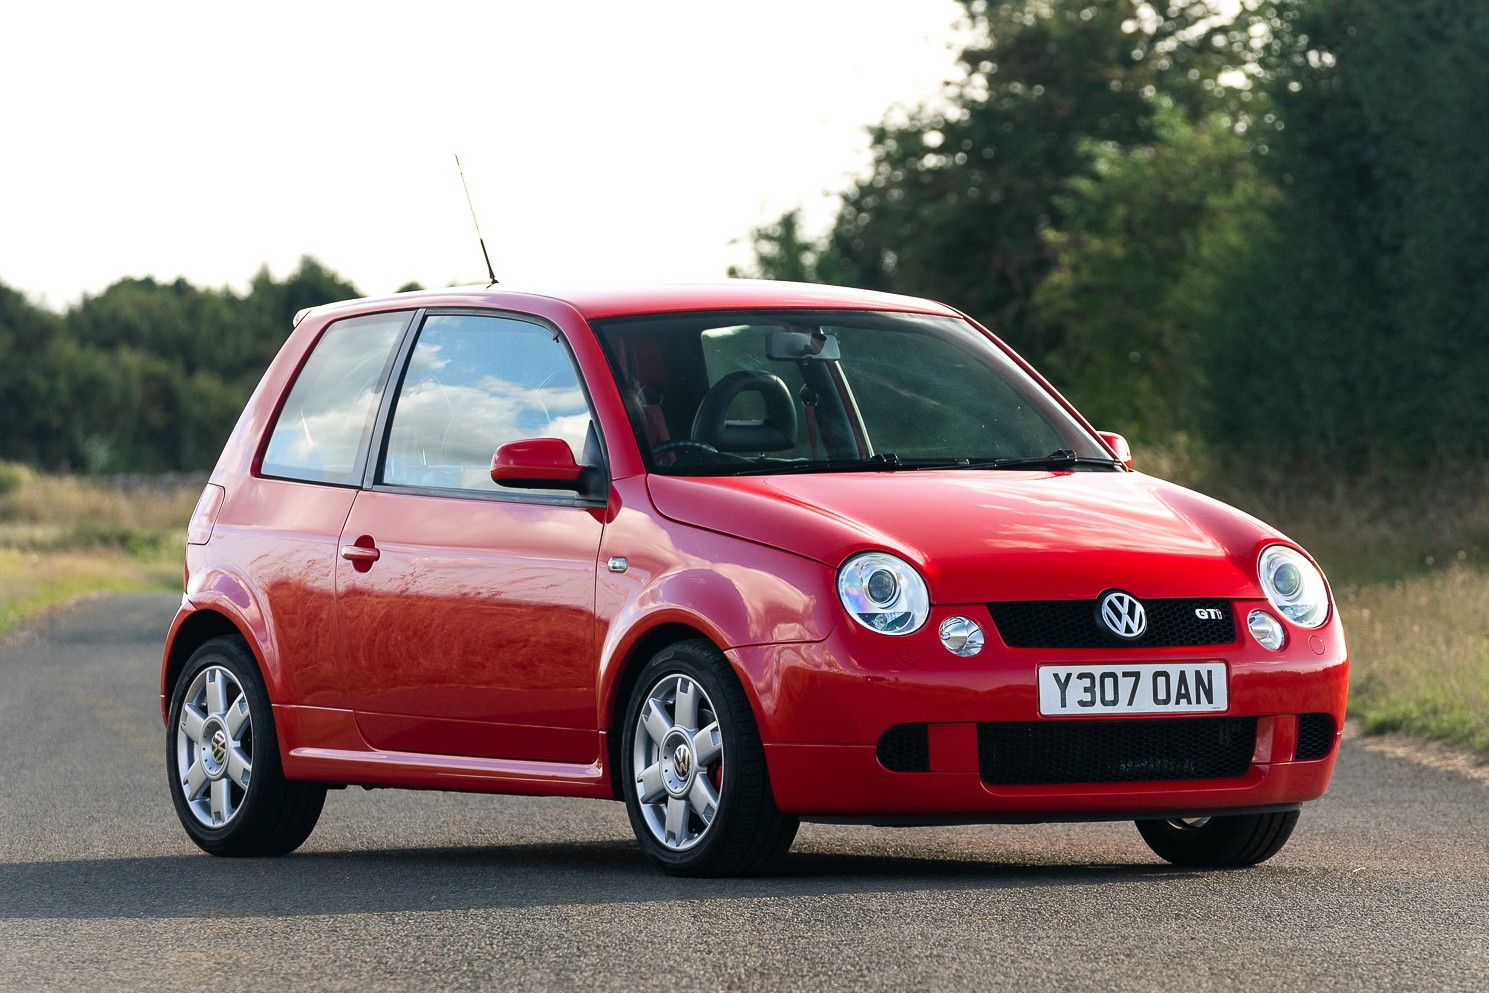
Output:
[380, 313, 594, 494]
[260, 313, 406, 485]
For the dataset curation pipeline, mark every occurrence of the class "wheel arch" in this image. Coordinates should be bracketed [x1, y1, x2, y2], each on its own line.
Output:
[603, 621, 724, 800]
[162, 608, 261, 722]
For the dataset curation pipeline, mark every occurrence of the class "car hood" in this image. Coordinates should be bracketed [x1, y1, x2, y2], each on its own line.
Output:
[646, 470, 1284, 603]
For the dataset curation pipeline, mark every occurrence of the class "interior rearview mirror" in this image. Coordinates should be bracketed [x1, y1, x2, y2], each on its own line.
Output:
[767, 330, 841, 361]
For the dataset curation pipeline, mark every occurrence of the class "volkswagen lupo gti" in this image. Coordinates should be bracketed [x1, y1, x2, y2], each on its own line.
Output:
[163, 280, 1348, 876]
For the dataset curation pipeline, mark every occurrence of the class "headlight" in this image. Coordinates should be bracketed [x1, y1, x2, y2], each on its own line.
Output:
[1258, 545, 1330, 629]
[838, 552, 930, 635]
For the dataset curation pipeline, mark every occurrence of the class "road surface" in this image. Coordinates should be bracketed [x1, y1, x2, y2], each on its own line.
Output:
[1, 594, 1484, 991]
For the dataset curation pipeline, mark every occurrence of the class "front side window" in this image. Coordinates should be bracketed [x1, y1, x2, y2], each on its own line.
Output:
[593, 309, 1107, 476]
[380, 314, 595, 493]
[260, 313, 407, 485]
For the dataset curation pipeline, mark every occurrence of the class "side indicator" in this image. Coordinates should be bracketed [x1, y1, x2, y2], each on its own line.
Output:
[608, 557, 629, 574]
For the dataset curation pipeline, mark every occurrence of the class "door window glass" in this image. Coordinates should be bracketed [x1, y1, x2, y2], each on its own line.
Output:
[381, 314, 594, 493]
[260, 313, 406, 485]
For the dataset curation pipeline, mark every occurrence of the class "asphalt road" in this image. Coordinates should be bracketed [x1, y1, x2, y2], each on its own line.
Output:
[1, 593, 1485, 992]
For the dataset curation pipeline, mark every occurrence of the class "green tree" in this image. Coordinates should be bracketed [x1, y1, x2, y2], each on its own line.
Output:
[0, 258, 362, 472]
[734, 1, 1265, 441]
[246, 256, 361, 344]
[0, 283, 72, 466]
[1034, 104, 1268, 440]
[1206, 0, 1489, 466]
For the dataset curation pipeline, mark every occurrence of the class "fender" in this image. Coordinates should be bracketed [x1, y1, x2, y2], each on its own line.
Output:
[162, 559, 347, 712]
[593, 488, 839, 732]
[161, 565, 281, 700]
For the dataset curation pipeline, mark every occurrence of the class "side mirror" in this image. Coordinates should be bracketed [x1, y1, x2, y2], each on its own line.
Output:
[1096, 431, 1133, 470]
[490, 438, 588, 490]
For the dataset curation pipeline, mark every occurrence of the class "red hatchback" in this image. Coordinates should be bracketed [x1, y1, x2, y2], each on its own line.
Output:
[162, 281, 1348, 876]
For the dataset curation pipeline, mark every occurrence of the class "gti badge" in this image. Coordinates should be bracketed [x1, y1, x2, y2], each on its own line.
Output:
[1098, 591, 1148, 640]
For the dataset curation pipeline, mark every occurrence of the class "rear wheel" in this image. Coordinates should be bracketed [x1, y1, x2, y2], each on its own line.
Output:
[620, 640, 798, 876]
[1135, 810, 1300, 867]
[166, 636, 326, 856]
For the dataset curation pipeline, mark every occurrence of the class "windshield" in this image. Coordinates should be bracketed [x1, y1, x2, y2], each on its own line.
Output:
[591, 309, 1112, 475]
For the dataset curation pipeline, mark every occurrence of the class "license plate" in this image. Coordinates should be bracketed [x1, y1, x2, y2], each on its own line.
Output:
[1037, 662, 1228, 716]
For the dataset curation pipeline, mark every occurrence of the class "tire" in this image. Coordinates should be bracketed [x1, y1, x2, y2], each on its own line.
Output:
[620, 639, 799, 877]
[166, 635, 326, 856]
[1135, 810, 1300, 867]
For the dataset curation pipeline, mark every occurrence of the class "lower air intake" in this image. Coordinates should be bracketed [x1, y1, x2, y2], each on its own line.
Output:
[1295, 713, 1337, 761]
[978, 717, 1257, 785]
[876, 723, 930, 772]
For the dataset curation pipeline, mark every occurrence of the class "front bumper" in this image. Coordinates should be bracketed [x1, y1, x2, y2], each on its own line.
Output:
[729, 600, 1348, 820]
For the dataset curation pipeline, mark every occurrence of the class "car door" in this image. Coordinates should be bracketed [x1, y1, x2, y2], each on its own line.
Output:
[242, 310, 410, 707]
[335, 311, 607, 764]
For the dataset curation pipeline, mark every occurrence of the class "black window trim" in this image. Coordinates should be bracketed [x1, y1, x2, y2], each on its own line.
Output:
[360, 306, 611, 509]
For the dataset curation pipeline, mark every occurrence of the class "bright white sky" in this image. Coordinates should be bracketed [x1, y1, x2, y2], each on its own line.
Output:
[1, 0, 968, 310]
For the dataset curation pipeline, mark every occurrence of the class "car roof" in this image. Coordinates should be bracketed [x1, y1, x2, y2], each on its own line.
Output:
[295, 279, 963, 326]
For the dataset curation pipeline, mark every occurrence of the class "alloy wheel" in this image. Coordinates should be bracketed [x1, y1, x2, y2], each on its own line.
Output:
[630, 673, 724, 851]
[174, 665, 253, 828]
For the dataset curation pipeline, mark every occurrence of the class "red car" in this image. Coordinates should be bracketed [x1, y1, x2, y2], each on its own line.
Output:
[162, 281, 1348, 876]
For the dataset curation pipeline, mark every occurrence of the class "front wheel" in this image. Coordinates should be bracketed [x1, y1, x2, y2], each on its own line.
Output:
[166, 636, 326, 856]
[620, 640, 798, 876]
[1135, 810, 1300, 867]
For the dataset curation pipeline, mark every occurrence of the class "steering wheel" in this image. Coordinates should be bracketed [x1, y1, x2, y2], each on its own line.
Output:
[652, 439, 719, 466]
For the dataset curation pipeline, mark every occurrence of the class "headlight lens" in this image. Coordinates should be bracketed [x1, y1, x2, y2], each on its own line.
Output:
[1258, 545, 1330, 629]
[838, 552, 930, 635]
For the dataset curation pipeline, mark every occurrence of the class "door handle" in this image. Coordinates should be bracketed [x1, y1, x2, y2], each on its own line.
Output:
[340, 542, 380, 563]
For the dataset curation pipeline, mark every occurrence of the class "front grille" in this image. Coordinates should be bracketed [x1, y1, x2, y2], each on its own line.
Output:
[987, 598, 1238, 649]
[978, 717, 1257, 785]
[877, 723, 930, 772]
[1295, 713, 1337, 761]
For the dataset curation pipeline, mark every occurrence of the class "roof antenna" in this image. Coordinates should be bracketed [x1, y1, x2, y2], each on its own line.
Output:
[455, 154, 498, 285]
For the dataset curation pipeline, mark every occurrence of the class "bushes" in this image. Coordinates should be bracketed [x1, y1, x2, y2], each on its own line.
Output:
[0, 257, 358, 473]
[1204, 0, 1489, 468]
[737, 1, 1489, 473]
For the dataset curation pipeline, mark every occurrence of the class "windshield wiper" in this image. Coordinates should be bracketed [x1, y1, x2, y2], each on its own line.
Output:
[725, 449, 1120, 476]
[969, 449, 1122, 471]
[729, 453, 971, 476]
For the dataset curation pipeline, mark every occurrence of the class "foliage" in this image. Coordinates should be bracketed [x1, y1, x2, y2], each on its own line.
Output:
[1034, 104, 1268, 439]
[735, 0, 1263, 440]
[0, 258, 359, 472]
[738, 0, 1489, 469]
[1204, 0, 1489, 466]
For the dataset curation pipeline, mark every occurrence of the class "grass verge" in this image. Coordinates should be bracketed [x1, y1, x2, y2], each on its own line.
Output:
[0, 548, 182, 638]
[1137, 440, 1489, 755]
[0, 463, 193, 638]
[1337, 568, 1489, 753]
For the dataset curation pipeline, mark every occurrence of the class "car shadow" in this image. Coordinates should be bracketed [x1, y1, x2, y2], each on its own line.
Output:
[0, 839, 1271, 921]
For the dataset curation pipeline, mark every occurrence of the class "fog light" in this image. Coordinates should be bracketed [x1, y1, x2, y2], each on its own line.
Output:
[1248, 610, 1285, 651]
[939, 616, 984, 657]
